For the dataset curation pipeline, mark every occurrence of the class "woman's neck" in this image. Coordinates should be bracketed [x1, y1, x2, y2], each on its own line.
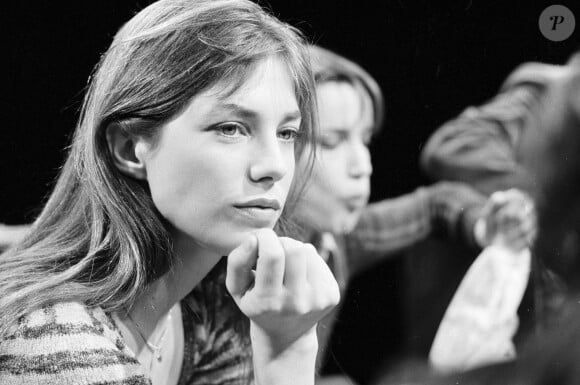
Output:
[126, 232, 223, 338]
[291, 216, 322, 244]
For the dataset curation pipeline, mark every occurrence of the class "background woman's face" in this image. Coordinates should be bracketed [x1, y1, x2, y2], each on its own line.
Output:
[140, 56, 301, 255]
[296, 81, 373, 234]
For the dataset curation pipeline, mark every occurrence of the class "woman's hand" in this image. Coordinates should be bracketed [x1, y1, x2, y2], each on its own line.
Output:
[474, 188, 537, 251]
[226, 228, 340, 385]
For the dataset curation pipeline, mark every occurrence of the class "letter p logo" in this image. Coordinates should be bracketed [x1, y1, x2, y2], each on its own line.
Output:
[540, 5, 575, 41]
[550, 15, 565, 30]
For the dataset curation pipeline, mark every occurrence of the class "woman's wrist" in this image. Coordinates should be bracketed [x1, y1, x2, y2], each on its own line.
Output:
[251, 324, 318, 385]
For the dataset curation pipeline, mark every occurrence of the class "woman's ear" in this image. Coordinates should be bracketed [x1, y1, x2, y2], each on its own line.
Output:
[106, 122, 149, 180]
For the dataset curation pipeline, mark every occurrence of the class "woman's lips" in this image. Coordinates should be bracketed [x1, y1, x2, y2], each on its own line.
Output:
[234, 197, 281, 210]
[233, 196, 282, 226]
[343, 194, 368, 211]
[233, 206, 279, 226]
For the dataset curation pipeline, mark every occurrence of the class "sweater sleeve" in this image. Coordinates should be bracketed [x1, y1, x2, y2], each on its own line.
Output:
[0, 302, 150, 385]
[345, 181, 486, 275]
[420, 65, 549, 196]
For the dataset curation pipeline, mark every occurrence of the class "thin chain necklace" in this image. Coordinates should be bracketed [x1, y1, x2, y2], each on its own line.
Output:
[125, 308, 172, 363]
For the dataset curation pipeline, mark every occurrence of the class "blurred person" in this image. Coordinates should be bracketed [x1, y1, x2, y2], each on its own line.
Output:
[518, 56, 580, 297]
[406, 52, 580, 353]
[373, 54, 580, 385]
[421, 52, 580, 197]
[295, 45, 536, 384]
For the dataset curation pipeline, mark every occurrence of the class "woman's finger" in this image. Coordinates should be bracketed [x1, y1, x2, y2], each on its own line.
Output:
[305, 246, 340, 305]
[226, 233, 258, 298]
[279, 237, 309, 292]
[254, 228, 285, 291]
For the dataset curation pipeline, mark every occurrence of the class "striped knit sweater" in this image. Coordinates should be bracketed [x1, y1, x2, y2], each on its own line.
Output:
[0, 261, 253, 385]
[0, 301, 149, 384]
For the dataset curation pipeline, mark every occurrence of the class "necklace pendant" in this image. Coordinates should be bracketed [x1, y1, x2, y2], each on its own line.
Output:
[156, 352, 163, 362]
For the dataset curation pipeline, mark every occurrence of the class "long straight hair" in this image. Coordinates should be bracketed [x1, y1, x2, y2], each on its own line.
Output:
[0, 0, 317, 337]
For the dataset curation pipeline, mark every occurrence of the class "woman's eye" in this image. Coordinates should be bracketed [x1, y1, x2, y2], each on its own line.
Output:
[216, 123, 246, 137]
[320, 132, 344, 149]
[362, 132, 373, 146]
[278, 128, 300, 141]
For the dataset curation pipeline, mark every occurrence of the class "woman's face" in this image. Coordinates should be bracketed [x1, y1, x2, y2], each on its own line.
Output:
[296, 81, 373, 235]
[140, 56, 301, 255]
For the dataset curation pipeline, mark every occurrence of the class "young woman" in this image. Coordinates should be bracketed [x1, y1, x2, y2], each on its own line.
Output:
[0, 2, 339, 384]
[293, 45, 536, 384]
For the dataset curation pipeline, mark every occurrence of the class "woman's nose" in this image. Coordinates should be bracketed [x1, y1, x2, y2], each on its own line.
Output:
[348, 141, 373, 178]
[249, 136, 289, 184]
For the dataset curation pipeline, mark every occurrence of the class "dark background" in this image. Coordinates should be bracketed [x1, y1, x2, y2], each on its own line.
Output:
[2, 0, 579, 383]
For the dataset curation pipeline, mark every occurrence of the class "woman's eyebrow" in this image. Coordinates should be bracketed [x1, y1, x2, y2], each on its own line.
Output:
[212, 103, 258, 120]
[280, 110, 302, 124]
[323, 127, 350, 133]
[215, 102, 301, 124]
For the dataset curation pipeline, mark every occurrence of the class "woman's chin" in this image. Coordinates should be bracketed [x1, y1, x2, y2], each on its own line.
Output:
[330, 221, 354, 235]
[215, 230, 261, 256]
[331, 213, 361, 235]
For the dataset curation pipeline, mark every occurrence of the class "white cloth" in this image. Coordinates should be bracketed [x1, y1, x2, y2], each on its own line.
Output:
[429, 244, 531, 372]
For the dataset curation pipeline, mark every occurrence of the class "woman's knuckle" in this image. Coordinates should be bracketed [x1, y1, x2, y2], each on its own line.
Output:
[302, 243, 317, 254]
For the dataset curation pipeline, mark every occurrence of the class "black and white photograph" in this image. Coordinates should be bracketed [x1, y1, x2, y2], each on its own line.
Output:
[1, 1, 579, 384]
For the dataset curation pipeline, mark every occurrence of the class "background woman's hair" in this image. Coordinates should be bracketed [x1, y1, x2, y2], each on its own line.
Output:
[308, 44, 385, 133]
[0, 0, 317, 337]
[519, 61, 580, 292]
